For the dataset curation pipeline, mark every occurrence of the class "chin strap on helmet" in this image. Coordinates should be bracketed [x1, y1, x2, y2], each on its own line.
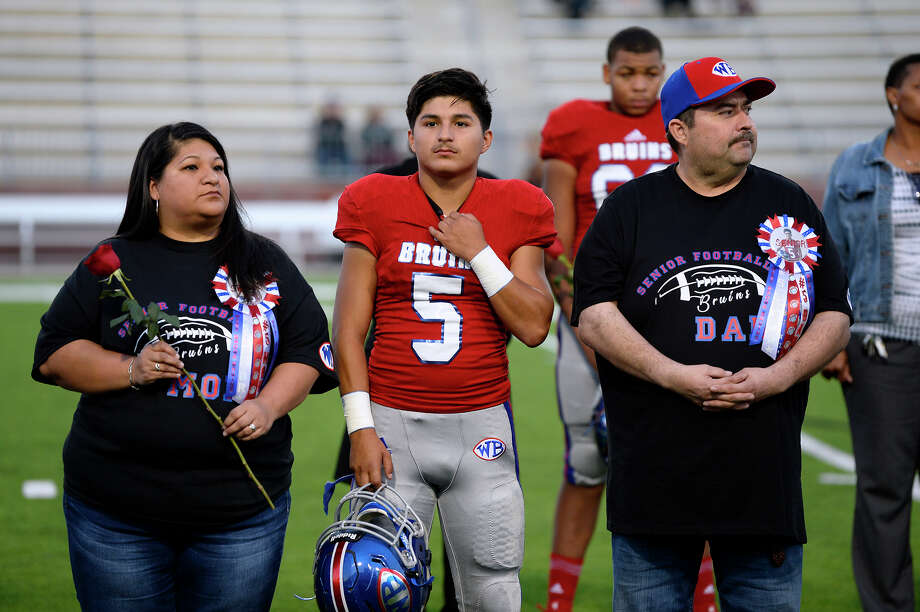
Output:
[322, 473, 355, 514]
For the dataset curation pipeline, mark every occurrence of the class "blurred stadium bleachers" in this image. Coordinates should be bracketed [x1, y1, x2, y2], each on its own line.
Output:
[0, 0, 413, 191]
[518, 0, 920, 188]
[0, 0, 918, 272]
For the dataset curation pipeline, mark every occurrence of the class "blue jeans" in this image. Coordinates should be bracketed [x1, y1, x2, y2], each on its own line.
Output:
[64, 491, 290, 612]
[611, 534, 802, 611]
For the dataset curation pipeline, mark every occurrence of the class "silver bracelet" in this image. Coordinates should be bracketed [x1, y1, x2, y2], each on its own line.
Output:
[127, 357, 140, 390]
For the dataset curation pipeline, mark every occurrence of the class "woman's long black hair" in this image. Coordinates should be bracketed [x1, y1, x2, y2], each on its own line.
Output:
[117, 122, 273, 301]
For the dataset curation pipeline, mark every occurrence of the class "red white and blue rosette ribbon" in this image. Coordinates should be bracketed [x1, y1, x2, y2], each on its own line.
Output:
[212, 265, 281, 404]
[749, 214, 821, 360]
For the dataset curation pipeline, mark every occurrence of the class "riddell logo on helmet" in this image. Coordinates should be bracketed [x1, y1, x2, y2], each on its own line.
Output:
[712, 61, 737, 77]
[329, 531, 360, 543]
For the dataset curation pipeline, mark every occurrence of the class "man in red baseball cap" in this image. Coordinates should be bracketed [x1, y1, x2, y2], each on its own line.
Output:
[570, 56, 853, 610]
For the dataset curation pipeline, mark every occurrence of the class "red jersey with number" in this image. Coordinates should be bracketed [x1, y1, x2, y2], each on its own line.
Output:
[540, 99, 671, 257]
[334, 173, 555, 412]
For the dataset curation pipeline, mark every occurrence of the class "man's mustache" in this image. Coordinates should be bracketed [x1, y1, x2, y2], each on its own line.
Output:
[731, 132, 755, 145]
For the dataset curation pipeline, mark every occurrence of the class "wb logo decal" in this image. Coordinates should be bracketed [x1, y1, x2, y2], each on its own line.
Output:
[377, 569, 411, 611]
[711, 61, 737, 77]
[473, 437, 506, 461]
[319, 342, 334, 371]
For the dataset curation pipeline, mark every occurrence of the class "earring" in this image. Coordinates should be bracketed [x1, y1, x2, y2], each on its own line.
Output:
[894, 104, 899, 112]
[155, 199, 159, 215]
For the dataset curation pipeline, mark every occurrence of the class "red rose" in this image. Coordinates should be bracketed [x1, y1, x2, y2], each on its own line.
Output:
[84, 243, 121, 276]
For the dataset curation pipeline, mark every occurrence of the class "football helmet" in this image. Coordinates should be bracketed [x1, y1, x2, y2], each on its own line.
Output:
[313, 477, 432, 612]
[592, 398, 608, 463]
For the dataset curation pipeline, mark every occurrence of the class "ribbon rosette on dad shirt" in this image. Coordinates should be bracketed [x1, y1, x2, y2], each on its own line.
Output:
[750, 214, 821, 359]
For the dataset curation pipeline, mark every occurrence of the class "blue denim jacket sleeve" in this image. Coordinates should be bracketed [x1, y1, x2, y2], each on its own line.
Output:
[822, 153, 850, 273]
[821, 129, 893, 323]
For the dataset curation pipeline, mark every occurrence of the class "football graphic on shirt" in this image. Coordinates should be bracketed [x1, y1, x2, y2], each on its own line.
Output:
[134, 316, 232, 357]
[656, 264, 765, 308]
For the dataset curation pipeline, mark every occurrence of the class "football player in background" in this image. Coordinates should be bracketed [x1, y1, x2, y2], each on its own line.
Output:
[332, 68, 556, 611]
[538, 27, 715, 612]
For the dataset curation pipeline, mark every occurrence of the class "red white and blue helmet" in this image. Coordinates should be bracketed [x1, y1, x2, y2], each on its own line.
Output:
[313, 478, 432, 612]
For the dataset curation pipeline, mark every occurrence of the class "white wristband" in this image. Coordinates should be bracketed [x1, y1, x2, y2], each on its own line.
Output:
[470, 246, 514, 298]
[342, 391, 375, 434]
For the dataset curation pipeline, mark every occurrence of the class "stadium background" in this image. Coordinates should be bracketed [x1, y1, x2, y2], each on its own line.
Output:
[1, 0, 919, 609]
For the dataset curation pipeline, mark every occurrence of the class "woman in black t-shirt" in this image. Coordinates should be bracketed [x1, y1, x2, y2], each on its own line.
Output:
[32, 122, 337, 611]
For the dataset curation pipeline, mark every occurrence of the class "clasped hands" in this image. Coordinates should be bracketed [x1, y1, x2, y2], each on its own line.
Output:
[665, 363, 785, 411]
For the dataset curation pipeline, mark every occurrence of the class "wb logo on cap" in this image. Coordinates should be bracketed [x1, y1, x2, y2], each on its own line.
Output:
[712, 61, 737, 77]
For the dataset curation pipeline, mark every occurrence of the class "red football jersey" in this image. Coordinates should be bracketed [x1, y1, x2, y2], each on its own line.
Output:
[334, 173, 556, 412]
[540, 99, 671, 256]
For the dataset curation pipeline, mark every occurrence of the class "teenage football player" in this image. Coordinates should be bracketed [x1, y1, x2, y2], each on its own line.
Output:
[332, 67, 556, 611]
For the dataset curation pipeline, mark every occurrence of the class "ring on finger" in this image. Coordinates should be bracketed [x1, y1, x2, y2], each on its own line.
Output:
[248, 423, 257, 432]
[154, 362, 161, 371]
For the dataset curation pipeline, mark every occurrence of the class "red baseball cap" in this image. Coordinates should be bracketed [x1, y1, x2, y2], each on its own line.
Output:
[661, 57, 775, 126]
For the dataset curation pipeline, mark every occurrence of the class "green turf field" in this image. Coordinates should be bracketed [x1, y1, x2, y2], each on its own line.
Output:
[2, 295, 919, 611]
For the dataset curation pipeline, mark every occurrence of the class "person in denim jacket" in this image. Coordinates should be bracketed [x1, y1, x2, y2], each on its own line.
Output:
[822, 53, 920, 612]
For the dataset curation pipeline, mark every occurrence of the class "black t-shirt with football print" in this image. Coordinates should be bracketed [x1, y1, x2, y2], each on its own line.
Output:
[572, 163, 851, 543]
[33, 233, 337, 529]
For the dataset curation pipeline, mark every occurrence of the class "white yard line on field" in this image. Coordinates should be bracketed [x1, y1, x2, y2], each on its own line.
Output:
[802, 432, 920, 500]
[800, 432, 855, 472]
[0, 284, 62, 303]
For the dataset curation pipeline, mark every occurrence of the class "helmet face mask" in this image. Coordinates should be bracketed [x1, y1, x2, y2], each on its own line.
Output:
[314, 482, 433, 612]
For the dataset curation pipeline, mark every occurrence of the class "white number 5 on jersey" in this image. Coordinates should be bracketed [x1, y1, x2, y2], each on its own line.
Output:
[411, 272, 463, 363]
